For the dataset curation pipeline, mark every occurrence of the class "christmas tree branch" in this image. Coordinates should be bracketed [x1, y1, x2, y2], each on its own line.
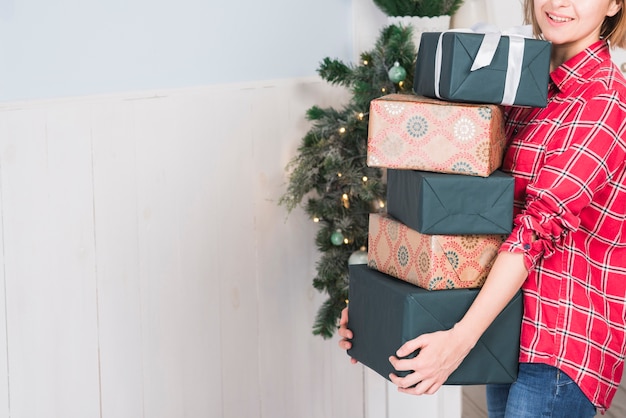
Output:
[279, 24, 416, 338]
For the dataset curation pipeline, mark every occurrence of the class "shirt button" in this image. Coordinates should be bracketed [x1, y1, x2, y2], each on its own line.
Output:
[523, 244, 531, 250]
[513, 128, 519, 135]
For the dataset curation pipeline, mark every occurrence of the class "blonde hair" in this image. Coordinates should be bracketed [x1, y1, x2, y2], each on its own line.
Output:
[523, 0, 626, 49]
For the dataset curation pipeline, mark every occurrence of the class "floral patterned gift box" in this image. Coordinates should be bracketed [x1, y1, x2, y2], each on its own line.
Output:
[367, 213, 506, 290]
[367, 94, 506, 177]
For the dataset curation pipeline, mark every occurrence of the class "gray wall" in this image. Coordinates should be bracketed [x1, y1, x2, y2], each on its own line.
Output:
[0, 0, 353, 101]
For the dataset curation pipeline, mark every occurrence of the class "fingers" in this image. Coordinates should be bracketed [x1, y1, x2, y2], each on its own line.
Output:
[397, 379, 443, 396]
[388, 367, 443, 396]
[388, 355, 415, 376]
[388, 329, 468, 396]
[424, 382, 442, 395]
[338, 338, 352, 350]
[337, 306, 353, 351]
[388, 334, 442, 394]
[396, 334, 426, 358]
[388, 356, 421, 389]
[338, 307, 353, 340]
[338, 328, 352, 341]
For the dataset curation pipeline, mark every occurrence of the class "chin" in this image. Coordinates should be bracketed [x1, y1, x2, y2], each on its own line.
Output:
[539, 31, 567, 44]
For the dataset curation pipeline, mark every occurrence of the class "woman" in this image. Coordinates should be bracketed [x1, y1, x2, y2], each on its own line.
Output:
[339, 0, 626, 416]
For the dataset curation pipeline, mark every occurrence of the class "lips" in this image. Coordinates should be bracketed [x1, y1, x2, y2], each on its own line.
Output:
[547, 13, 573, 23]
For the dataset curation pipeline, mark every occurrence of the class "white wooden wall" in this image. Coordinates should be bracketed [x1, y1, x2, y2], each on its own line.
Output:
[0, 78, 464, 418]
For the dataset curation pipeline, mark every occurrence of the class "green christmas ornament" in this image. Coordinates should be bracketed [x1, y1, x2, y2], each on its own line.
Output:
[330, 229, 344, 246]
[388, 61, 407, 83]
[348, 248, 368, 265]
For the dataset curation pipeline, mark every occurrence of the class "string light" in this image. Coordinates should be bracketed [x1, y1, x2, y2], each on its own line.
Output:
[357, 112, 364, 120]
[362, 176, 368, 182]
[313, 216, 320, 223]
[342, 193, 350, 209]
[399, 81, 404, 88]
[363, 60, 368, 65]
[343, 237, 349, 244]
[381, 87, 386, 93]
[379, 199, 386, 208]
[339, 127, 346, 134]
[337, 172, 342, 178]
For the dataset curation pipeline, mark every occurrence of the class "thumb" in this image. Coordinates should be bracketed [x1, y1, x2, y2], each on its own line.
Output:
[396, 334, 428, 358]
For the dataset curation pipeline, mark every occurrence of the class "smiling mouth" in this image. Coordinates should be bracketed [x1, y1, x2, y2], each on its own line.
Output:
[547, 13, 573, 23]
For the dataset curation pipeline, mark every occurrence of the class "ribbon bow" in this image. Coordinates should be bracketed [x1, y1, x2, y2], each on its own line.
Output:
[434, 24, 534, 105]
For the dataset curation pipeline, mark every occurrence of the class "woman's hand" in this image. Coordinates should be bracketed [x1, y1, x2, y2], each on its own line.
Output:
[388, 325, 475, 395]
[337, 307, 358, 364]
[388, 252, 528, 395]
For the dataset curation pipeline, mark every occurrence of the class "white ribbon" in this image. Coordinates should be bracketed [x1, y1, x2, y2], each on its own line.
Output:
[433, 24, 533, 105]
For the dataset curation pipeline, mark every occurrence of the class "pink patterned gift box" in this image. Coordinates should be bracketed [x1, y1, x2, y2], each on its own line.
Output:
[367, 213, 506, 290]
[367, 94, 506, 177]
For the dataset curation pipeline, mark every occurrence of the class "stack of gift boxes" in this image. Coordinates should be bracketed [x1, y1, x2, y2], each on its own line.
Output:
[346, 30, 551, 385]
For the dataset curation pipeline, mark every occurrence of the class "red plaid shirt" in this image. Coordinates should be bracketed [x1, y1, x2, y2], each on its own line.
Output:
[500, 41, 626, 413]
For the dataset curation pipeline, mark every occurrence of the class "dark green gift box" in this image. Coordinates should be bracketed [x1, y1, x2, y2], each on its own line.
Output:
[413, 31, 551, 107]
[387, 169, 514, 235]
[347, 264, 522, 385]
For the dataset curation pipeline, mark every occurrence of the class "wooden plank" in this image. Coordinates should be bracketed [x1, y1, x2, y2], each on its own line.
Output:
[90, 90, 229, 418]
[254, 81, 325, 417]
[167, 93, 224, 417]
[439, 386, 462, 417]
[1, 108, 50, 417]
[132, 97, 187, 418]
[326, 340, 367, 418]
[366, 370, 462, 418]
[386, 367, 461, 417]
[387, 380, 442, 418]
[365, 367, 388, 418]
[250, 80, 366, 418]
[210, 88, 261, 418]
[90, 100, 144, 418]
[2, 105, 100, 417]
[129, 92, 227, 417]
[0, 112, 11, 417]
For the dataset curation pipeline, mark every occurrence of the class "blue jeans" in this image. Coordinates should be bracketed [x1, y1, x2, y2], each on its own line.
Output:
[486, 363, 596, 418]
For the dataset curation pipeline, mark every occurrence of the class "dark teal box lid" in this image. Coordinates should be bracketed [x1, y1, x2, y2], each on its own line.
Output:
[347, 264, 522, 385]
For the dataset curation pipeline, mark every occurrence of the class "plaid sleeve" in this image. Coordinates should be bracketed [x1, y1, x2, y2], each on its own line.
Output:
[500, 91, 626, 271]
